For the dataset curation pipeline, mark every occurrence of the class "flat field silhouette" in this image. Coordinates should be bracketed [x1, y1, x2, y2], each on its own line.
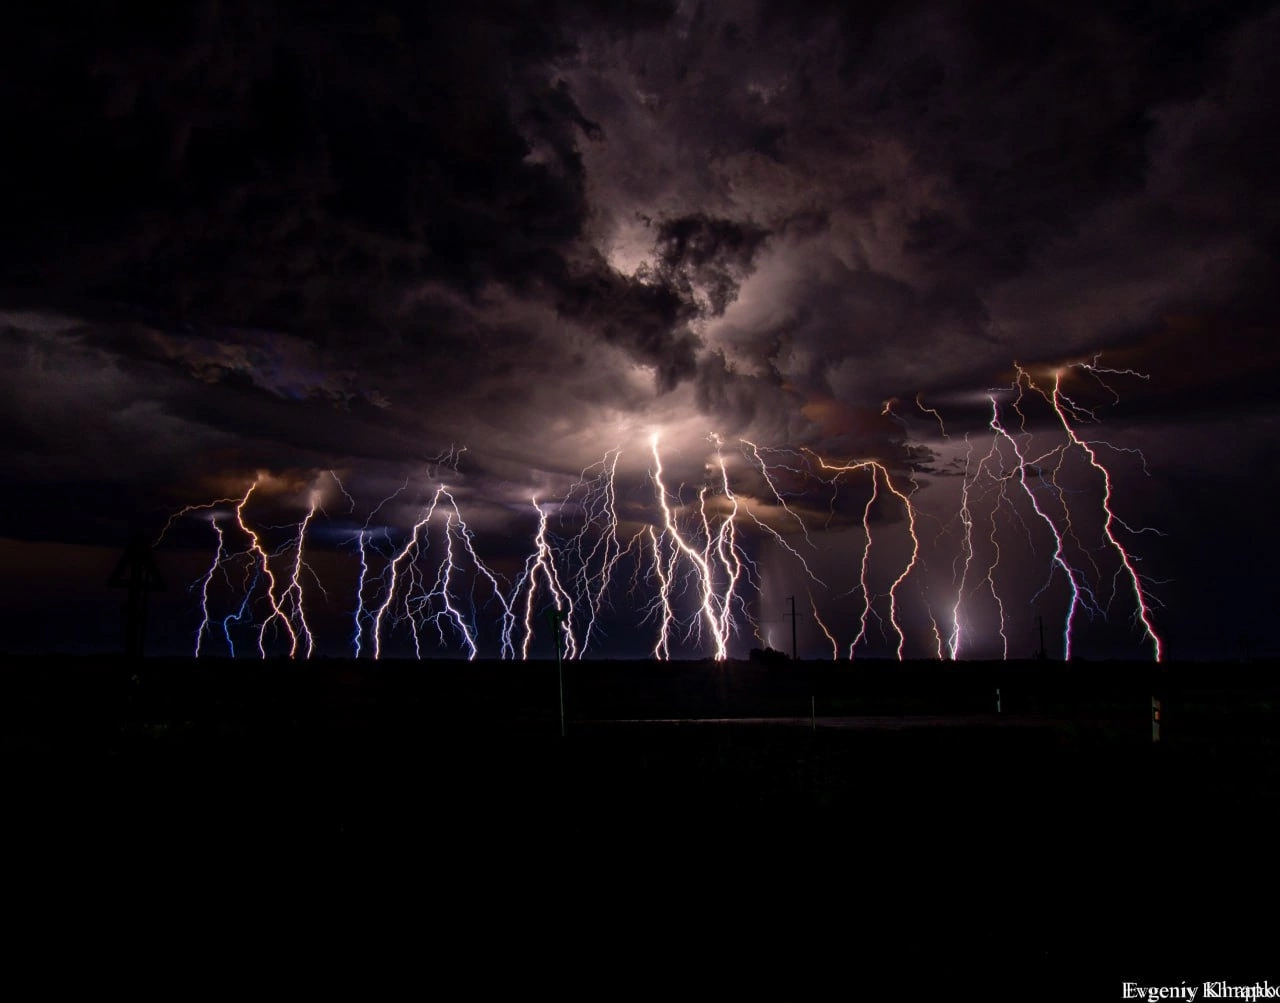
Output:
[2, 654, 1274, 984]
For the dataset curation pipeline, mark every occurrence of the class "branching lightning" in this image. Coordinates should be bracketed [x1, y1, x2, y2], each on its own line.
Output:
[157, 360, 1165, 662]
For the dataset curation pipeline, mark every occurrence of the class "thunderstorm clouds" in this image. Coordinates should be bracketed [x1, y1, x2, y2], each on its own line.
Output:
[1, 1, 1277, 659]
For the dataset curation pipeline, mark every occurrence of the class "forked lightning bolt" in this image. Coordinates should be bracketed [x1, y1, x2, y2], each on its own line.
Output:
[157, 359, 1165, 661]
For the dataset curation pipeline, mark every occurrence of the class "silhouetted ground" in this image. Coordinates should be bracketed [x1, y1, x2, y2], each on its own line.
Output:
[1, 655, 1276, 990]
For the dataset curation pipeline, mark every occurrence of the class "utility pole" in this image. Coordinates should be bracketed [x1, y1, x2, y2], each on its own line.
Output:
[546, 608, 566, 738]
[1037, 615, 1048, 661]
[107, 532, 165, 660]
[786, 596, 798, 660]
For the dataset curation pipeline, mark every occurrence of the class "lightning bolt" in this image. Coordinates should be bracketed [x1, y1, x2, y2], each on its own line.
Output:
[351, 529, 370, 658]
[989, 367, 1107, 661]
[282, 488, 320, 659]
[739, 440, 826, 586]
[644, 525, 674, 660]
[194, 517, 227, 658]
[648, 433, 735, 661]
[916, 392, 949, 439]
[159, 357, 1164, 663]
[369, 487, 440, 660]
[810, 590, 839, 661]
[560, 447, 628, 657]
[805, 450, 920, 661]
[948, 434, 976, 659]
[154, 494, 245, 547]
[1048, 367, 1164, 661]
[233, 481, 302, 658]
[516, 498, 579, 660]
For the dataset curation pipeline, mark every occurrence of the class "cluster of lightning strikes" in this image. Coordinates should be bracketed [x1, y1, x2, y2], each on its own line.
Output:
[158, 359, 1165, 663]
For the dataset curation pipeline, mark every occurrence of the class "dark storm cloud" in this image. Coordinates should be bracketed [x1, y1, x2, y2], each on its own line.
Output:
[0, 2, 687, 361]
[653, 212, 770, 315]
[0, 0, 807, 507]
[0, 0, 776, 525]
[545, 212, 772, 391]
[9, 0, 1272, 456]
[565, 0, 1280, 424]
[547, 253, 702, 392]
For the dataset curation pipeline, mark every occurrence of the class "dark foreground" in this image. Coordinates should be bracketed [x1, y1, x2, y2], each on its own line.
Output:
[2, 655, 1277, 990]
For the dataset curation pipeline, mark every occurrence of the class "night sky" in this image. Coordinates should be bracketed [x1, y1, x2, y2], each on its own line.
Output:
[1, 0, 1277, 660]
